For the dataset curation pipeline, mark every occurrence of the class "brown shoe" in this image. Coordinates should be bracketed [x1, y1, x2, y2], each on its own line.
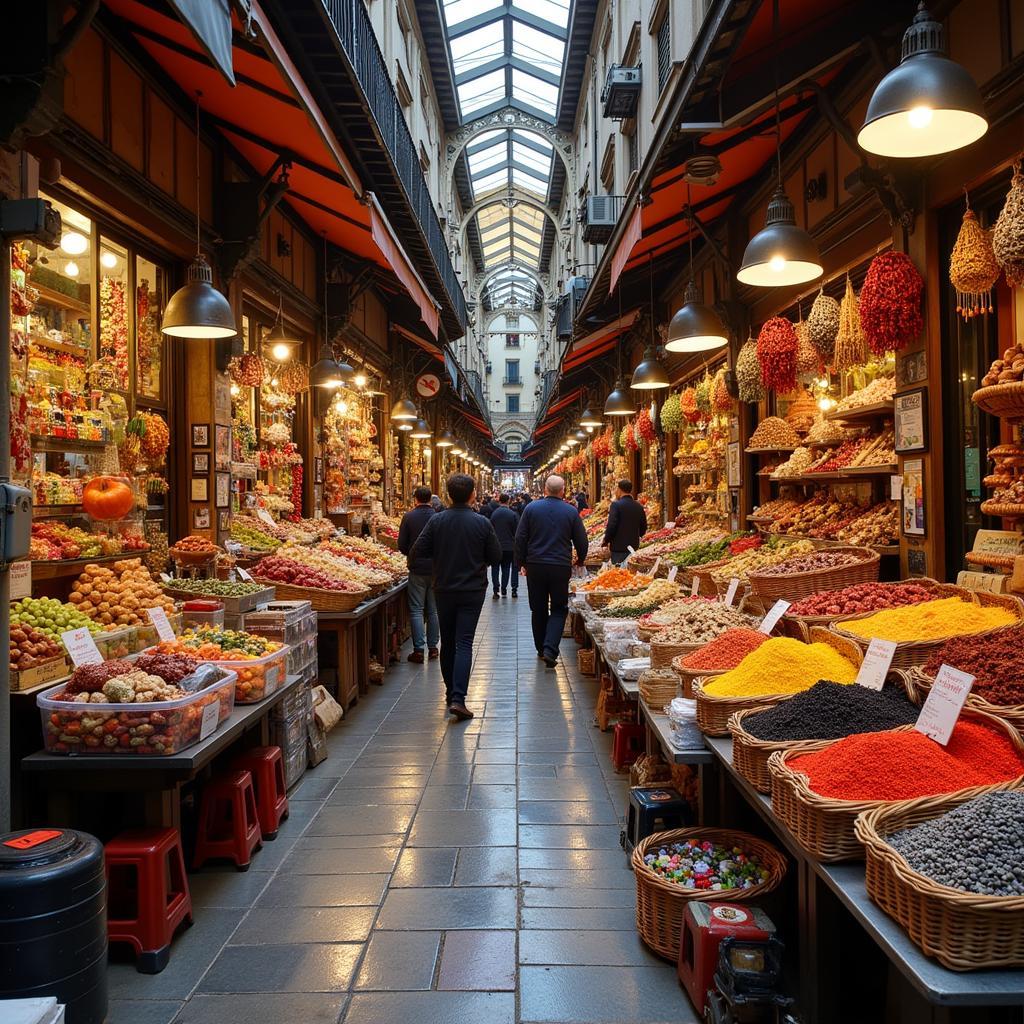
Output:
[428, 648, 439, 660]
[407, 650, 425, 664]
[448, 703, 474, 721]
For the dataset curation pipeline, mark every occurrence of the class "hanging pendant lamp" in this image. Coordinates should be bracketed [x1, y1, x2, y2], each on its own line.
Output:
[436, 428, 456, 448]
[411, 416, 432, 439]
[858, 3, 987, 158]
[630, 346, 670, 389]
[390, 395, 418, 420]
[311, 343, 344, 389]
[579, 403, 602, 428]
[604, 377, 635, 416]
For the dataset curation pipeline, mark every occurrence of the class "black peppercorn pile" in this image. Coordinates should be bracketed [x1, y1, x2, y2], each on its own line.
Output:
[743, 680, 919, 742]
[889, 791, 1024, 897]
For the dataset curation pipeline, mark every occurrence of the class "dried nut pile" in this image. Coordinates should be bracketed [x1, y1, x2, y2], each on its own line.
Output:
[835, 376, 896, 411]
[648, 603, 755, 645]
[989, 477, 1024, 505]
[748, 417, 800, 450]
[69, 558, 177, 627]
[773, 447, 815, 478]
[94, 671, 185, 704]
[835, 502, 900, 546]
[787, 582, 937, 618]
[707, 540, 816, 583]
[639, 597, 712, 629]
[805, 416, 848, 445]
[599, 579, 683, 618]
[889, 792, 1024, 896]
[752, 498, 802, 521]
[755, 550, 860, 576]
[981, 342, 1024, 386]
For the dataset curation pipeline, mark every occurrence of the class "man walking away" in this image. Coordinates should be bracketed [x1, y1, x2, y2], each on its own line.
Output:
[575, 489, 589, 513]
[515, 474, 588, 668]
[430, 493, 443, 511]
[410, 473, 501, 720]
[603, 479, 648, 565]
[398, 485, 438, 663]
[489, 493, 519, 599]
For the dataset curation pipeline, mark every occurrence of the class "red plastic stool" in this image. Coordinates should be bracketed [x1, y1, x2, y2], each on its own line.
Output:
[193, 770, 262, 871]
[233, 746, 289, 840]
[105, 828, 193, 974]
[612, 722, 645, 771]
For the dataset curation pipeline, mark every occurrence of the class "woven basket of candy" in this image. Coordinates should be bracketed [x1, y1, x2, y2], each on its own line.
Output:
[631, 827, 787, 960]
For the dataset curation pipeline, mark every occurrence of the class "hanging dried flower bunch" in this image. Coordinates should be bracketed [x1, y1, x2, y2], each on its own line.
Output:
[794, 314, 819, 375]
[950, 202, 999, 319]
[757, 317, 798, 393]
[635, 407, 656, 443]
[834, 277, 867, 371]
[736, 338, 764, 403]
[278, 362, 310, 395]
[621, 421, 638, 452]
[592, 428, 613, 459]
[992, 161, 1024, 288]
[712, 368, 732, 413]
[660, 392, 683, 432]
[859, 251, 924, 355]
[807, 289, 840, 363]
[680, 387, 700, 422]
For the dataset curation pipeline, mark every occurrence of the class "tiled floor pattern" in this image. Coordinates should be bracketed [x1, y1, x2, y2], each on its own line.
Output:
[109, 594, 696, 1023]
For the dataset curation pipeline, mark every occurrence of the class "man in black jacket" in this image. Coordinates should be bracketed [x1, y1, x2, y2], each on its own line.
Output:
[603, 479, 648, 564]
[410, 473, 502, 720]
[489, 493, 519, 599]
[515, 474, 588, 667]
[397, 486, 438, 664]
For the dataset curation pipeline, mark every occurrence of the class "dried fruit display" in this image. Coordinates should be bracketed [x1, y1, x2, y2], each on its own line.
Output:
[807, 290, 840, 362]
[736, 339, 764, 403]
[756, 317, 798, 393]
[660, 393, 682, 432]
[69, 558, 177, 627]
[747, 416, 800, 450]
[794, 319, 819, 375]
[981, 341, 1024, 386]
[835, 376, 896, 411]
[993, 160, 1024, 288]
[859, 252, 924, 355]
[834, 277, 867, 371]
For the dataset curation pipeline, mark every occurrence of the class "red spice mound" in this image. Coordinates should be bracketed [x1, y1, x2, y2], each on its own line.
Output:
[923, 626, 1024, 707]
[680, 628, 769, 671]
[788, 721, 1024, 801]
[787, 582, 936, 618]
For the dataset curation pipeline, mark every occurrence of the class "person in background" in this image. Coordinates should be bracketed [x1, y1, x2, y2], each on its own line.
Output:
[510, 493, 525, 515]
[603, 478, 648, 565]
[398, 485, 438, 664]
[489, 493, 519, 599]
[515, 474, 588, 667]
[430, 493, 443, 512]
[410, 472, 501, 720]
[574, 489, 589, 513]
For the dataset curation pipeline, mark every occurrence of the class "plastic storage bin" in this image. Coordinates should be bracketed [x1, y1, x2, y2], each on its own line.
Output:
[142, 645, 290, 704]
[93, 627, 137, 662]
[37, 669, 237, 755]
[286, 635, 317, 677]
[180, 600, 225, 630]
[243, 602, 316, 645]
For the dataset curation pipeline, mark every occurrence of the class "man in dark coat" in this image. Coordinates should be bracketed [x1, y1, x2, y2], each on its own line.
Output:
[397, 486, 437, 663]
[489, 493, 519, 599]
[602, 479, 648, 564]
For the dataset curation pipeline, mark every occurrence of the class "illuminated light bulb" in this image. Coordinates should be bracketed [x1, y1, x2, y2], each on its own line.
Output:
[271, 342, 291, 362]
[335, 398, 349, 414]
[354, 373, 367, 388]
[769, 255, 787, 273]
[818, 396, 835, 411]
[230, 383, 240, 398]
[100, 250, 118, 269]
[270, 377, 279, 387]
[60, 231, 88, 255]
[908, 105, 934, 129]
[63, 261, 79, 278]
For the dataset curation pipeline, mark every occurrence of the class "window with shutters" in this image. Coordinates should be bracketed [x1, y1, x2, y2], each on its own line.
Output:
[506, 394, 520, 413]
[627, 126, 639, 174]
[656, 12, 671, 93]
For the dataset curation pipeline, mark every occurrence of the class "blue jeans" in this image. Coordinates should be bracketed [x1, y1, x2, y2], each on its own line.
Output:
[435, 589, 485, 705]
[491, 551, 516, 594]
[407, 573, 439, 652]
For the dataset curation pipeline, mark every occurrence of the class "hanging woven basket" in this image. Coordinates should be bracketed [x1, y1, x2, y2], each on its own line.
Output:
[993, 161, 1024, 289]
[834, 277, 867, 371]
[950, 202, 1000, 320]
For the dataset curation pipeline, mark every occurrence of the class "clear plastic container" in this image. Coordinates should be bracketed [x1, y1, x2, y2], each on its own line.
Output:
[243, 602, 316, 644]
[181, 600, 225, 630]
[142, 644, 291, 704]
[134, 611, 185, 652]
[94, 627, 137, 661]
[37, 669, 237, 755]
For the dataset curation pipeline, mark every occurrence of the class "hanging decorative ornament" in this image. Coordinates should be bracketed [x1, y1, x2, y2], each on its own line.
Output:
[680, 386, 700, 423]
[757, 317, 798, 393]
[231, 352, 265, 387]
[660, 392, 683, 432]
[950, 197, 1000, 319]
[278, 362, 310, 395]
[736, 338, 765, 403]
[635, 407, 656, 444]
[794, 311, 820, 375]
[695, 374, 713, 418]
[621, 421, 637, 452]
[992, 161, 1024, 289]
[834, 277, 868, 371]
[859, 251, 925, 355]
[712, 368, 732, 413]
[807, 289, 840, 363]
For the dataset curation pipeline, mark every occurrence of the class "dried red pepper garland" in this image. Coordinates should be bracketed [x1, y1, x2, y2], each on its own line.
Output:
[859, 251, 924, 356]
[756, 317, 798, 394]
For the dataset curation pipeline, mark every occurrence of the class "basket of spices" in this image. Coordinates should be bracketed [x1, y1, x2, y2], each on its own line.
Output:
[728, 675, 920, 794]
[596, 579, 683, 619]
[671, 627, 768, 698]
[833, 592, 1023, 669]
[768, 708, 1024, 862]
[631, 827, 787, 960]
[692, 628, 861, 737]
[854, 789, 1024, 970]
[746, 546, 879, 603]
[647, 601, 756, 667]
[579, 566, 653, 609]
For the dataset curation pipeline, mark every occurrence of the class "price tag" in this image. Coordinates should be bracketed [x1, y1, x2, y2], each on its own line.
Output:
[61, 627, 102, 667]
[146, 606, 176, 642]
[9, 560, 31, 600]
[759, 599, 791, 634]
[667, 566, 679, 583]
[627, 545, 636, 555]
[690, 577, 700, 596]
[915, 664, 974, 745]
[237, 566, 254, 583]
[724, 578, 740, 608]
[651, 558, 661, 576]
[159, 572, 172, 584]
[890, 475, 903, 500]
[224, 541, 242, 556]
[856, 638, 898, 691]
[256, 508, 277, 528]
[199, 701, 220, 741]
[664, 521, 674, 529]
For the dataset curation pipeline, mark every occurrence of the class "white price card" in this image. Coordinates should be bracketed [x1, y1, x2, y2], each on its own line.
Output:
[236, 566, 254, 583]
[627, 545, 636, 555]
[915, 664, 974, 745]
[61, 627, 102, 667]
[724, 578, 740, 608]
[224, 541, 242, 556]
[667, 566, 679, 583]
[199, 701, 220, 741]
[9, 560, 31, 600]
[159, 572, 172, 584]
[651, 557, 661, 576]
[856, 638, 898, 690]
[664, 521, 675, 529]
[891, 475, 903, 501]
[759, 599, 791, 634]
[146, 606, 176, 642]
[690, 577, 700, 596]
[256, 508, 277, 528]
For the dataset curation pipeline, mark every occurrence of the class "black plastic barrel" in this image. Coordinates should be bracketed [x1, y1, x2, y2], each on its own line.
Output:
[0, 829, 107, 1024]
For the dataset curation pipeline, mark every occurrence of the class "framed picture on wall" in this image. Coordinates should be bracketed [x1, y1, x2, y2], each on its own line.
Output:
[902, 459, 925, 536]
[192, 453, 209, 474]
[895, 389, 928, 454]
[190, 477, 208, 502]
[215, 424, 231, 470]
[193, 506, 210, 530]
[727, 442, 742, 488]
[215, 473, 230, 509]
[192, 424, 209, 448]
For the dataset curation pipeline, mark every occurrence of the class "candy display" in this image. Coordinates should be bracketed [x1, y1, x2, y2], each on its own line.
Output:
[922, 626, 1024, 706]
[703, 638, 857, 697]
[68, 558, 177, 627]
[787, 721, 1024, 801]
[840, 596, 1017, 643]
[643, 838, 770, 890]
[31, 521, 123, 561]
[677, 628, 769, 672]
[230, 519, 279, 552]
[253, 555, 368, 593]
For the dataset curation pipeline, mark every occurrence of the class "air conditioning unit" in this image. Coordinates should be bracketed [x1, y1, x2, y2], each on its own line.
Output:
[581, 196, 620, 244]
[601, 65, 641, 119]
[485, 362, 492, 375]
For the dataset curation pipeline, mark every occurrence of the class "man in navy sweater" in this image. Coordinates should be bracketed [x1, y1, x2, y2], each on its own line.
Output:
[603, 479, 648, 564]
[397, 485, 437, 663]
[410, 473, 502, 720]
[489, 493, 519, 599]
[515, 474, 588, 667]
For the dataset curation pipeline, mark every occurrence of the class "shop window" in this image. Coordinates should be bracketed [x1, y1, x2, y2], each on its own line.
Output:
[135, 255, 165, 402]
[98, 236, 130, 392]
[655, 11, 671, 93]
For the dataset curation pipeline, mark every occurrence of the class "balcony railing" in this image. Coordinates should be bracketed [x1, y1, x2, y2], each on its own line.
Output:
[503, 376, 523, 387]
[320, 0, 467, 330]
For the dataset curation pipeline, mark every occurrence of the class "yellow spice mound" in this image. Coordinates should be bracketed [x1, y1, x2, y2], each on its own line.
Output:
[703, 637, 857, 698]
[841, 597, 1016, 643]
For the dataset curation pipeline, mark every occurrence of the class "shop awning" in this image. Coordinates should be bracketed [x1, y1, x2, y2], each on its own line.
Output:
[103, 0, 442, 337]
[532, 386, 585, 442]
[563, 309, 640, 375]
[393, 323, 444, 361]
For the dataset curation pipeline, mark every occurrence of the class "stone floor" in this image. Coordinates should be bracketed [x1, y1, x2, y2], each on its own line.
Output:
[108, 592, 694, 1024]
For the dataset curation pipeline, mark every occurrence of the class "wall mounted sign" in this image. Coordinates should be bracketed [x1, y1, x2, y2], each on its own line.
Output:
[415, 372, 442, 399]
[895, 388, 928, 453]
[902, 459, 925, 536]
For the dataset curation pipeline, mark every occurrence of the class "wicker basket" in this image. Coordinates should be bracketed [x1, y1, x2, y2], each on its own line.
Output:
[909, 665, 1024, 735]
[769, 708, 1024, 862]
[729, 671, 921, 794]
[638, 668, 680, 710]
[980, 499, 1024, 518]
[670, 658, 724, 698]
[252, 578, 370, 612]
[833, 589, 1024, 670]
[692, 627, 863, 737]
[855, 788, 1024, 970]
[972, 381, 1024, 421]
[585, 586, 647, 609]
[631, 827, 787, 960]
[577, 648, 596, 676]
[747, 546, 880, 603]
[650, 638, 702, 669]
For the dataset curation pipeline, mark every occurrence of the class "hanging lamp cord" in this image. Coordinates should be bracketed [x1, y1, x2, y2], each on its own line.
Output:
[194, 92, 203, 259]
[773, 0, 782, 186]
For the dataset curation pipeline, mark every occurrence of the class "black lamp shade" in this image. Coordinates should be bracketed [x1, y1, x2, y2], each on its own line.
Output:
[858, 4, 987, 158]
[311, 346, 344, 388]
[436, 429, 456, 447]
[630, 346, 670, 390]
[266, 321, 298, 346]
[390, 396, 418, 420]
[665, 281, 728, 352]
[162, 256, 237, 338]
[579, 405, 602, 428]
[737, 188, 822, 287]
[411, 417, 432, 439]
[604, 378, 636, 416]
